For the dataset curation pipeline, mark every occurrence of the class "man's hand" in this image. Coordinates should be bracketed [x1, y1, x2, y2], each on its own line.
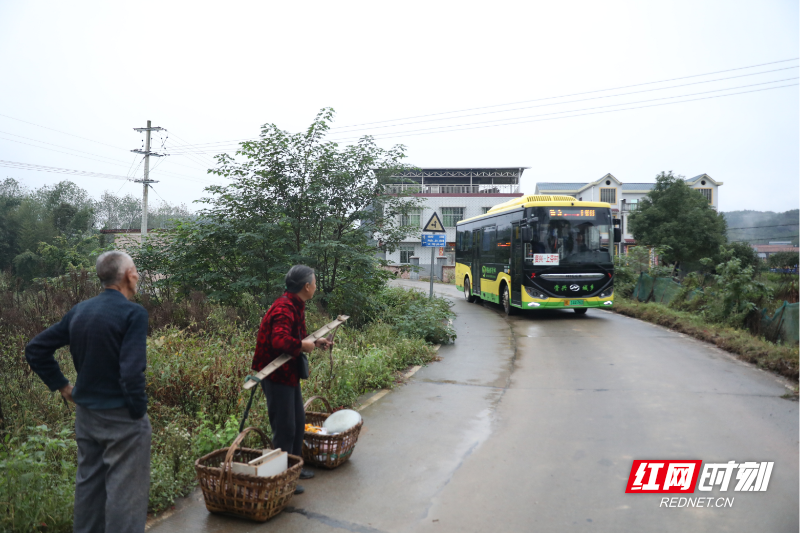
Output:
[59, 383, 75, 404]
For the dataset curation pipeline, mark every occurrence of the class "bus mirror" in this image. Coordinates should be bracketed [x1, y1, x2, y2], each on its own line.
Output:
[522, 226, 532, 242]
[529, 216, 539, 223]
[613, 228, 622, 243]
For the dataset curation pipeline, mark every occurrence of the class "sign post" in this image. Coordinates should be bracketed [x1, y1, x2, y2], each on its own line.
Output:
[421, 213, 447, 299]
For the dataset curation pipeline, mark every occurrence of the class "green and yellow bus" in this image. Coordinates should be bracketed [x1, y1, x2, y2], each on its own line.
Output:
[455, 195, 620, 315]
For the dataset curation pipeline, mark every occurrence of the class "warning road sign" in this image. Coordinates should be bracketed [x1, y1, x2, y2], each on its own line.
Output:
[422, 212, 446, 233]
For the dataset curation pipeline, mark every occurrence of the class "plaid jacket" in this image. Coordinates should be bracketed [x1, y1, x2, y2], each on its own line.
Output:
[251, 292, 307, 387]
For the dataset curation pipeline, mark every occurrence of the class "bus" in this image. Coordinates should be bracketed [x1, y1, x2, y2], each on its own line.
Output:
[455, 194, 621, 315]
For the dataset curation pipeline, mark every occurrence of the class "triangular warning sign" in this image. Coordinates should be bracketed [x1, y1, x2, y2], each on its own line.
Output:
[423, 212, 446, 233]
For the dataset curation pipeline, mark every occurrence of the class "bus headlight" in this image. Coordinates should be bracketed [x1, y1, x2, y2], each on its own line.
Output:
[524, 287, 547, 300]
[599, 287, 614, 298]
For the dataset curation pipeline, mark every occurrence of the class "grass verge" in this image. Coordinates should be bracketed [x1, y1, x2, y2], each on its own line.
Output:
[612, 298, 799, 381]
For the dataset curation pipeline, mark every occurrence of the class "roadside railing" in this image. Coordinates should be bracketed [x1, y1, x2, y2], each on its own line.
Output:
[386, 183, 520, 194]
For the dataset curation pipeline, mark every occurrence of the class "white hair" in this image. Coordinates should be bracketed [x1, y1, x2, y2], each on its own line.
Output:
[96, 251, 134, 287]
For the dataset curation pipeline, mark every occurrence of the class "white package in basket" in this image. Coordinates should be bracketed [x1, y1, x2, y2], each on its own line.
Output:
[322, 409, 362, 434]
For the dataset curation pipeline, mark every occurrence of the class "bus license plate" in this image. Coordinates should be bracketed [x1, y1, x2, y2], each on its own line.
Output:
[568, 300, 584, 306]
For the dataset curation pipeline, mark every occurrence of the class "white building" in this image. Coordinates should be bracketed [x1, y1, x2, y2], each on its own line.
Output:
[385, 168, 527, 270]
[534, 173, 722, 253]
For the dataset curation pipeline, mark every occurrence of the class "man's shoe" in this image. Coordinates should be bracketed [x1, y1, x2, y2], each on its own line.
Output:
[300, 469, 315, 480]
[294, 484, 305, 495]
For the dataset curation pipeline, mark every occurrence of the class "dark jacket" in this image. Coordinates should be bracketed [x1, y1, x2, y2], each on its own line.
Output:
[25, 289, 149, 419]
[251, 291, 307, 387]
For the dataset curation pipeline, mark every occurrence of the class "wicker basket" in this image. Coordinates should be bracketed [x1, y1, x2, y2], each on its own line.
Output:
[195, 427, 303, 522]
[303, 396, 363, 469]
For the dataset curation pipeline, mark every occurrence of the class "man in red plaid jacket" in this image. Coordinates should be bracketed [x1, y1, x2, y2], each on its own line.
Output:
[252, 265, 331, 494]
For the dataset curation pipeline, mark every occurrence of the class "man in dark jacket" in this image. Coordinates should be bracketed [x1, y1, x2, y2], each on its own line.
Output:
[26, 251, 150, 533]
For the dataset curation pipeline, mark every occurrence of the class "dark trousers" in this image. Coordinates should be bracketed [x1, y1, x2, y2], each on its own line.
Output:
[261, 380, 305, 456]
[73, 405, 152, 533]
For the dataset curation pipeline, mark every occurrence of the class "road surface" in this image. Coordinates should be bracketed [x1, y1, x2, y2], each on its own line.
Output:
[149, 280, 798, 532]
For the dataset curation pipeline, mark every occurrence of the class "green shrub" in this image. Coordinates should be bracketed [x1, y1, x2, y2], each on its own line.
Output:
[0, 426, 76, 533]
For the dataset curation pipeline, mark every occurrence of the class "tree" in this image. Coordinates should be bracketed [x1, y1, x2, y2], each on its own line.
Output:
[137, 108, 421, 314]
[768, 251, 799, 270]
[628, 171, 727, 272]
[721, 242, 761, 278]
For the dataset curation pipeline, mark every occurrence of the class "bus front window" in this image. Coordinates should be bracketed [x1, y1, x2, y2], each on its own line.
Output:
[524, 207, 612, 265]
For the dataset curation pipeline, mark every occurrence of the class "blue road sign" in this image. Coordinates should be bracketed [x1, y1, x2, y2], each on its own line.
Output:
[421, 234, 446, 247]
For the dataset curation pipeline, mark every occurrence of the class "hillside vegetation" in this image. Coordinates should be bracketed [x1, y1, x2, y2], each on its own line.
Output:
[723, 209, 799, 245]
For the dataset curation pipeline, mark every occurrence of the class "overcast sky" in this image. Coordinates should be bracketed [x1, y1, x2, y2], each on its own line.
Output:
[1, 1, 797, 214]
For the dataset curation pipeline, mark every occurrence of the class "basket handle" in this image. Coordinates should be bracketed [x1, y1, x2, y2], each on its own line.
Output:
[218, 427, 272, 490]
[303, 395, 333, 414]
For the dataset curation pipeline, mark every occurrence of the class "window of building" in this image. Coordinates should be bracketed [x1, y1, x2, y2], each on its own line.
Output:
[442, 207, 465, 227]
[600, 188, 617, 204]
[400, 208, 421, 228]
[481, 207, 492, 214]
[399, 245, 415, 264]
[697, 188, 712, 203]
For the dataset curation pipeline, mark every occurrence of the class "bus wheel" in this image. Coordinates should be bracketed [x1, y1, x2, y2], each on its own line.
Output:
[502, 285, 516, 316]
[574, 308, 588, 315]
[464, 277, 476, 303]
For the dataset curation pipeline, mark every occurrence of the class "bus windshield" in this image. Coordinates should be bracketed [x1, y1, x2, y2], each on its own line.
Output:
[525, 207, 612, 265]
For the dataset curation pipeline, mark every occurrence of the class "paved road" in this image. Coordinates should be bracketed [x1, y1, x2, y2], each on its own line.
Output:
[149, 281, 798, 533]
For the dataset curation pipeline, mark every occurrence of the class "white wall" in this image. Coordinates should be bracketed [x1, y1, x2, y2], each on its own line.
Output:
[387, 195, 520, 265]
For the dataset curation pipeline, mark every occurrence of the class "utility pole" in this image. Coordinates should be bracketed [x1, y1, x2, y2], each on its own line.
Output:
[132, 120, 165, 237]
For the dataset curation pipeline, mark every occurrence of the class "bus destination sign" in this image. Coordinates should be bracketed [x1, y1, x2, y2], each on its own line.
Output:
[533, 253, 559, 266]
[549, 208, 596, 218]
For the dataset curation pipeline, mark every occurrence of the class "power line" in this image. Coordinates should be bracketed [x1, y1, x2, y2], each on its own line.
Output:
[328, 58, 799, 130]
[731, 235, 799, 242]
[0, 135, 137, 167]
[326, 82, 800, 143]
[327, 66, 800, 133]
[161, 58, 800, 153]
[727, 223, 800, 230]
[0, 113, 128, 150]
[0, 127, 216, 184]
[0, 129, 133, 165]
[0, 160, 130, 181]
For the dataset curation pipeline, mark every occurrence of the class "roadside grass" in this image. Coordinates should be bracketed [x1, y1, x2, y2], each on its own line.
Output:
[612, 298, 799, 381]
[0, 282, 454, 532]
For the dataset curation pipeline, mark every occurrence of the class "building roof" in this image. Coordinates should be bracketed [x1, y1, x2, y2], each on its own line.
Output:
[751, 244, 799, 253]
[535, 182, 589, 190]
[621, 183, 655, 191]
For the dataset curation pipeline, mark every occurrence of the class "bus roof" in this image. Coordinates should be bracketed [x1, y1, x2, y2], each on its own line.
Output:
[458, 195, 612, 224]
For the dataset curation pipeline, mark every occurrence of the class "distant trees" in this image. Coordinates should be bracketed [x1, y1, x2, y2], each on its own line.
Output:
[768, 251, 799, 270]
[628, 171, 727, 272]
[0, 178, 191, 281]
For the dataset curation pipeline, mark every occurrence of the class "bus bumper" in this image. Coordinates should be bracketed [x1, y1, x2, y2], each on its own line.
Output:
[522, 296, 614, 309]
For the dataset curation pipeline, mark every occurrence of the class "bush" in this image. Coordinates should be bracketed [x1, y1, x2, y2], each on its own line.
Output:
[377, 286, 456, 344]
[0, 426, 77, 533]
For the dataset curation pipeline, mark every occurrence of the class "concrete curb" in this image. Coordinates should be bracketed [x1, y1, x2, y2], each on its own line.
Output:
[356, 343, 440, 412]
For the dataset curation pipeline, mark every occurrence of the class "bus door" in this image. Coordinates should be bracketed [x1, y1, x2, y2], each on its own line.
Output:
[511, 222, 522, 306]
[472, 229, 481, 294]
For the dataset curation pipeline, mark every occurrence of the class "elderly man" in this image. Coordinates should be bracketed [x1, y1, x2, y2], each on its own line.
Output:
[25, 251, 151, 533]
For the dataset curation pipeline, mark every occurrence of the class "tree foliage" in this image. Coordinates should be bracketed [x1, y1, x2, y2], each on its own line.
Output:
[768, 251, 799, 270]
[0, 178, 191, 282]
[628, 171, 727, 268]
[132, 108, 422, 319]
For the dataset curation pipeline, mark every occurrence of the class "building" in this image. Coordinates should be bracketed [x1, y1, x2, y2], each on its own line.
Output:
[534, 173, 723, 253]
[385, 167, 527, 277]
[751, 243, 800, 261]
